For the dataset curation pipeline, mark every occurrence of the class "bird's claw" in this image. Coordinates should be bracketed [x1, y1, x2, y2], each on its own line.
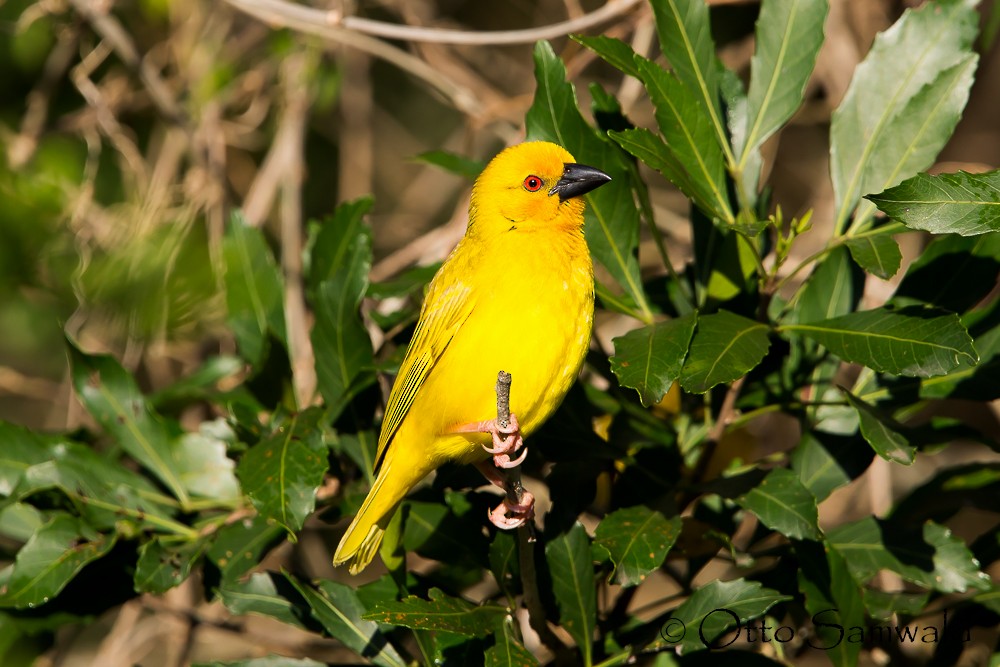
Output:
[488, 491, 535, 530]
[479, 413, 526, 468]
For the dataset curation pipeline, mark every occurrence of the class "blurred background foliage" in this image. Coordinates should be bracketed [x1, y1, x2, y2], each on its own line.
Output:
[1, 0, 1000, 665]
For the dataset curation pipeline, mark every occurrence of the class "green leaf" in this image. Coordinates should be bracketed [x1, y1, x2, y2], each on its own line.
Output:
[174, 427, 240, 502]
[288, 575, 407, 667]
[634, 56, 732, 222]
[782, 306, 978, 377]
[0, 514, 117, 609]
[217, 572, 306, 630]
[650, 0, 729, 157]
[795, 542, 864, 666]
[867, 169, 1000, 236]
[610, 314, 697, 407]
[236, 413, 329, 535]
[488, 531, 519, 598]
[793, 246, 862, 325]
[544, 522, 596, 665]
[0, 503, 44, 542]
[791, 432, 873, 502]
[573, 35, 640, 78]
[135, 537, 207, 594]
[485, 614, 537, 667]
[844, 234, 902, 280]
[594, 506, 681, 587]
[364, 587, 505, 638]
[413, 150, 485, 179]
[862, 589, 929, 621]
[830, 0, 979, 229]
[194, 657, 326, 667]
[679, 310, 771, 393]
[738, 0, 828, 167]
[828, 517, 992, 594]
[223, 212, 286, 366]
[0, 421, 57, 497]
[148, 356, 243, 409]
[68, 339, 190, 506]
[737, 468, 821, 540]
[330, 430, 378, 484]
[12, 442, 185, 535]
[607, 128, 700, 209]
[668, 579, 791, 653]
[893, 232, 1000, 312]
[526, 41, 651, 320]
[842, 391, 916, 464]
[310, 199, 376, 419]
[207, 514, 285, 587]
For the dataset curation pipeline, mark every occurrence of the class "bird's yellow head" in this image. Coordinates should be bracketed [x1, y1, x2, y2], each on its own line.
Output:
[469, 141, 611, 235]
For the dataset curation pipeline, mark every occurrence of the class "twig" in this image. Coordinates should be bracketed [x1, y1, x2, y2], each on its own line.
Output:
[689, 376, 746, 488]
[225, 0, 641, 46]
[494, 372, 568, 659]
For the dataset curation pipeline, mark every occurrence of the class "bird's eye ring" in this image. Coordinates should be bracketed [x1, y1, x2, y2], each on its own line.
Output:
[523, 175, 543, 192]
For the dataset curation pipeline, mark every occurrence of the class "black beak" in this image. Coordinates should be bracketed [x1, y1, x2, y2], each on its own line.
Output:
[549, 163, 612, 202]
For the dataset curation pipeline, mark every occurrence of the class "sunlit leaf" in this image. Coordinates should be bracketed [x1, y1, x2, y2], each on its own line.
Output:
[843, 391, 916, 464]
[610, 314, 696, 406]
[594, 506, 681, 587]
[679, 310, 770, 393]
[207, 514, 285, 587]
[844, 234, 902, 280]
[135, 537, 208, 594]
[867, 169, 1000, 236]
[217, 572, 306, 630]
[668, 579, 791, 653]
[737, 468, 821, 540]
[364, 587, 505, 638]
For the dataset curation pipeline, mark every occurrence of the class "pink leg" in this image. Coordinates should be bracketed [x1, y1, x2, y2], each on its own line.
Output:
[449, 413, 526, 469]
[474, 461, 535, 530]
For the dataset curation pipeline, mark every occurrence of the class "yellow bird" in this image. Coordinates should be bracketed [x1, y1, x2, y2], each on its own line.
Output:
[333, 141, 610, 574]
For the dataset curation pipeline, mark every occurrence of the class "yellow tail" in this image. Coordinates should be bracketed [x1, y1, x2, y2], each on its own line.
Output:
[333, 460, 408, 574]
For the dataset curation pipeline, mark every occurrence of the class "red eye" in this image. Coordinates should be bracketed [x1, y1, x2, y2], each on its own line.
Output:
[523, 175, 543, 192]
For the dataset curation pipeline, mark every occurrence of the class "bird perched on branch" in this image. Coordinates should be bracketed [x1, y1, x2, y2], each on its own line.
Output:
[334, 141, 610, 574]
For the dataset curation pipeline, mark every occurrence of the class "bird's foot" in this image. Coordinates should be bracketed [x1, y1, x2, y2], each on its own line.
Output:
[488, 491, 535, 530]
[450, 413, 526, 469]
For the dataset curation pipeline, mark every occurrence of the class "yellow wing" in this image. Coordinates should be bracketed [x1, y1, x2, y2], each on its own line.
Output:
[374, 278, 474, 470]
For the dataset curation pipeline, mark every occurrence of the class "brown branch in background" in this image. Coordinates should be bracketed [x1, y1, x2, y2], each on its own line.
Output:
[494, 372, 569, 661]
[688, 375, 746, 492]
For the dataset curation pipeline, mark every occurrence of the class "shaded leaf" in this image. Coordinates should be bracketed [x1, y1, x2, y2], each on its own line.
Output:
[594, 506, 681, 587]
[68, 339, 190, 506]
[217, 572, 306, 630]
[828, 517, 991, 593]
[610, 313, 697, 406]
[148, 356, 243, 409]
[0, 503, 44, 542]
[135, 537, 207, 594]
[310, 199, 376, 419]
[783, 306, 977, 377]
[574, 35, 640, 78]
[484, 614, 537, 667]
[526, 41, 650, 319]
[830, 0, 978, 227]
[737, 468, 821, 540]
[793, 246, 862, 325]
[223, 212, 286, 366]
[607, 128, 700, 208]
[413, 150, 485, 179]
[364, 587, 505, 638]
[668, 579, 791, 653]
[207, 514, 285, 587]
[679, 310, 771, 393]
[867, 169, 1000, 236]
[0, 421, 57, 497]
[0, 514, 116, 609]
[893, 232, 1000, 312]
[842, 391, 915, 464]
[844, 234, 902, 280]
[791, 432, 873, 502]
[795, 542, 864, 666]
[236, 413, 329, 535]
[544, 522, 596, 665]
[289, 575, 406, 667]
[489, 530, 519, 597]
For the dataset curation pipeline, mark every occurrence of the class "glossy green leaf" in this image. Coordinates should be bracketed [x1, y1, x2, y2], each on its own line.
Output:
[831, 0, 978, 230]
[289, 575, 407, 667]
[364, 587, 505, 638]
[594, 506, 681, 587]
[68, 340, 190, 506]
[135, 537, 207, 594]
[669, 579, 791, 653]
[679, 310, 771, 393]
[828, 517, 992, 593]
[737, 468, 821, 540]
[544, 522, 596, 665]
[650, 0, 728, 155]
[610, 314, 697, 407]
[223, 212, 286, 366]
[738, 0, 828, 166]
[527, 41, 650, 320]
[217, 572, 306, 630]
[783, 306, 977, 377]
[634, 56, 732, 222]
[310, 199, 376, 419]
[207, 514, 285, 587]
[0, 421, 57, 497]
[573, 35, 640, 78]
[795, 542, 863, 666]
[867, 169, 1000, 236]
[485, 614, 537, 667]
[844, 234, 902, 280]
[236, 414, 329, 535]
[607, 128, 700, 209]
[843, 391, 915, 464]
[0, 514, 116, 609]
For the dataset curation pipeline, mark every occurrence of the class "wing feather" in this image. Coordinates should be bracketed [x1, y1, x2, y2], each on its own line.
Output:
[374, 280, 474, 470]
